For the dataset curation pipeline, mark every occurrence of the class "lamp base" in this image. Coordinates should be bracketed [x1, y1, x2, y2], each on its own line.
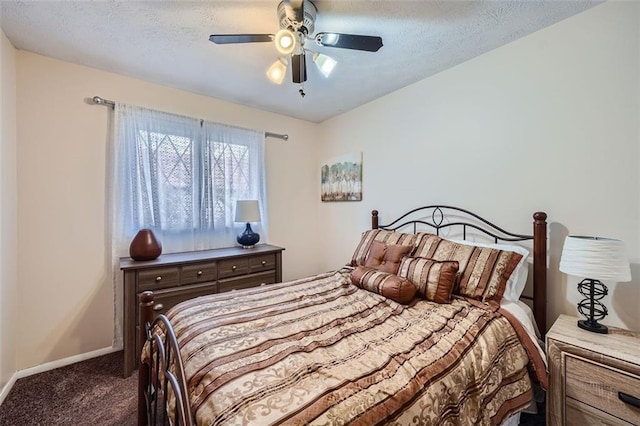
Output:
[577, 319, 608, 334]
[576, 278, 609, 334]
[237, 223, 260, 249]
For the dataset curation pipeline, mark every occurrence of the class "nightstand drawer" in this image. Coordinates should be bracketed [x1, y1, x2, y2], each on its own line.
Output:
[181, 262, 217, 284]
[218, 258, 249, 278]
[249, 253, 276, 273]
[566, 399, 631, 426]
[138, 267, 179, 290]
[565, 354, 640, 424]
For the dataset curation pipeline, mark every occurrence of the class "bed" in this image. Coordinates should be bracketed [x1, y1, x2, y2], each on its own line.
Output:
[137, 205, 548, 426]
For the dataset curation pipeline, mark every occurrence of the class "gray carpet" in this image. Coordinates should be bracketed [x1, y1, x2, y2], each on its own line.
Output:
[0, 351, 136, 426]
[0, 351, 545, 425]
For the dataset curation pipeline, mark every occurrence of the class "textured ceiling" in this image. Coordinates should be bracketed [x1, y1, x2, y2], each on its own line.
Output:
[1, 0, 599, 123]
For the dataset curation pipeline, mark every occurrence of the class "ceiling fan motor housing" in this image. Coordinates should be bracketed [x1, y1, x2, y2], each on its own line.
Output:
[277, 0, 317, 35]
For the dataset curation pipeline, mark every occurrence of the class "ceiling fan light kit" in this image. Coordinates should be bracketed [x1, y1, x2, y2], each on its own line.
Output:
[267, 58, 288, 84]
[210, 0, 383, 97]
[312, 53, 337, 78]
[274, 29, 296, 55]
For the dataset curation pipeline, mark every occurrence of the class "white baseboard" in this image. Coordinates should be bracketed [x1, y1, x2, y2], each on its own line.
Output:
[0, 346, 119, 406]
[0, 372, 18, 406]
[16, 346, 119, 379]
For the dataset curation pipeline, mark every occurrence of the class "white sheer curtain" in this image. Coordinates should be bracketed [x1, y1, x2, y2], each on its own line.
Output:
[110, 103, 267, 347]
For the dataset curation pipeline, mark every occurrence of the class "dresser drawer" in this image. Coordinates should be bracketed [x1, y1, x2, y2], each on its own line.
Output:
[136, 281, 218, 324]
[181, 262, 217, 285]
[218, 258, 249, 278]
[218, 271, 276, 293]
[135, 282, 218, 357]
[565, 354, 640, 424]
[137, 267, 179, 291]
[249, 253, 276, 273]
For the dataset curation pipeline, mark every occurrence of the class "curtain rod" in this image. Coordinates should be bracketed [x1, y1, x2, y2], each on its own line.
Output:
[90, 96, 289, 141]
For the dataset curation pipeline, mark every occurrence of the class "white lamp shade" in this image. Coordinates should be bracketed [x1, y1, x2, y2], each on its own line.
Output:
[235, 200, 261, 223]
[267, 58, 287, 84]
[274, 29, 296, 55]
[559, 235, 631, 282]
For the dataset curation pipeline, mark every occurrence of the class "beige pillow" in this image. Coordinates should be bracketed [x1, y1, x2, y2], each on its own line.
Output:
[363, 240, 414, 274]
[398, 257, 459, 304]
[350, 266, 416, 304]
[414, 234, 522, 302]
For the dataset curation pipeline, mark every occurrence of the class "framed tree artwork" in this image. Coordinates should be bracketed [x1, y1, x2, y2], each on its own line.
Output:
[321, 152, 362, 201]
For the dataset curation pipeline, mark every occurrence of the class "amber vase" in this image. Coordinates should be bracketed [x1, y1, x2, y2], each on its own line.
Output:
[129, 229, 162, 261]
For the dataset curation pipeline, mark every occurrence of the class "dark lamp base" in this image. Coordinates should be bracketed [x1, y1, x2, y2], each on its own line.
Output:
[237, 222, 260, 249]
[576, 278, 609, 334]
[578, 319, 608, 334]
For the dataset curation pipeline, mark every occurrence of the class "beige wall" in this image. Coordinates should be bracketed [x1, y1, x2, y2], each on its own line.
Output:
[319, 2, 640, 332]
[0, 29, 17, 389]
[15, 52, 321, 369]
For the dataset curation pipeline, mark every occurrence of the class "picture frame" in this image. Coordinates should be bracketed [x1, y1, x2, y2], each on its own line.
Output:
[321, 152, 362, 202]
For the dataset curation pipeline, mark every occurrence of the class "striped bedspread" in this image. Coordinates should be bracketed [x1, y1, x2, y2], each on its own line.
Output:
[153, 268, 545, 426]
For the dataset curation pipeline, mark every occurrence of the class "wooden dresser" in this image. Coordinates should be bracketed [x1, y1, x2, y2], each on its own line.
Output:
[547, 315, 640, 425]
[120, 244, 284, 377]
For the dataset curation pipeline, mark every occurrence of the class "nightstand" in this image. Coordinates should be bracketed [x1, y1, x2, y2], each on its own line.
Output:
[546, 314, 640, 425]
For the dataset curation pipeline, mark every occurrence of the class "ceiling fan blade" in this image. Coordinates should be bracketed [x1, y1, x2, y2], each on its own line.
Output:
[209, 34, 274, 44]
[291, 54, 307, 84]
[315, 33, 383, 52]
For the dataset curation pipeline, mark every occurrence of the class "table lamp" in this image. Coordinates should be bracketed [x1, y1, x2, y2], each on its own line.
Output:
[235, 200, 261, 248]
[559, 235, 631, 334]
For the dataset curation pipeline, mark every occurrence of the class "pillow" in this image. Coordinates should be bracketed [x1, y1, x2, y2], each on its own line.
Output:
[363, 240, 414, 274]
[413, 234, 522, 302]
[397, 257, 459, 304]
[451, 239, 530, 303]
[350, 266, 416, 304]
[350, 229, 418, 267]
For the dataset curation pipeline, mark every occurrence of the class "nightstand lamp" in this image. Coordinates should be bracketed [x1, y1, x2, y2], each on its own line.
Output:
[235, 200, 261, 248]
[559, 235, 631, 334]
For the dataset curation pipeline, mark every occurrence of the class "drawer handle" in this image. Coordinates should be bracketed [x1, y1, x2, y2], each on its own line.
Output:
[155, 276, 162, 282]
[231, 265, 237, 271]
[197, 270, 202, 277]
[619, 391, 640, 409]
[153, 304, 164, 312]
[261, 260, 266, 266]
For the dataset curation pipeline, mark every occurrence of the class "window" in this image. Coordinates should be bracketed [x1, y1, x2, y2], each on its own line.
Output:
[114, 104, 266, 253]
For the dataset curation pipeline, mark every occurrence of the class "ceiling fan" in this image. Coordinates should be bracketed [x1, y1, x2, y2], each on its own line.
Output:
[209, 0, 383, 97]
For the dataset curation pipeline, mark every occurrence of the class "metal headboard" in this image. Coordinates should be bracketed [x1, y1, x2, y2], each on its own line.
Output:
[371, 205, 548, 333]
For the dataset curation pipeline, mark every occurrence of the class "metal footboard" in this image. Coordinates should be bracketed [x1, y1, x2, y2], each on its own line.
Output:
[139, 291, 194, 426]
